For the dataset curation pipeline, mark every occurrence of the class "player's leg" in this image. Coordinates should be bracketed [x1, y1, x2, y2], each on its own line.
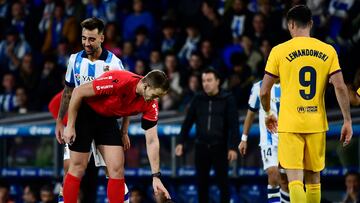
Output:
[95, 116, 125, 202]
[279, 168, 290, 203]
[80, 155, 99, 203]
[212, 144, 229, 203]
[98, 145, 125, 202]
[303, 132, 326, 203]
[64, 104, 95, 203]
[195, 143, 211, 203]
[261, 145, 281, 202]
[58, 145, 70, 203]
[278, 132, 306, 203]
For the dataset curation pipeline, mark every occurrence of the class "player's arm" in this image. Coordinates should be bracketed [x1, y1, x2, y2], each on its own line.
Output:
[144, 124, 171, 199]
[175, 96, 197, 156]
[239, 110, 256, 157]
[55, 85, 74, 144]
[260, 74, 277, 133]
[330, 71, 353, 146]
[63, 82, 95, 144]
[120, 116, 131, 150]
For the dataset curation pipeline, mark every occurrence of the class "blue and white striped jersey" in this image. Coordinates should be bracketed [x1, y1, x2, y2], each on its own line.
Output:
[248, 81, 281, 146]
[65, 49, 124, 87]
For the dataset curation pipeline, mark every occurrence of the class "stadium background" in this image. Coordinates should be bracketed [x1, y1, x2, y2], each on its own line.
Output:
[0, 0, 359, 202]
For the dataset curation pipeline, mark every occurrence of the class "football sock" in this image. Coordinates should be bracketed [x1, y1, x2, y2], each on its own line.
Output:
[107, 178, 125, 203]
[280, 188, 290, 203]
[63, 173, 81, 203]
[267, 185, 280, 203]
[305, 183, 321, 203]
[289, 180, 306, 203]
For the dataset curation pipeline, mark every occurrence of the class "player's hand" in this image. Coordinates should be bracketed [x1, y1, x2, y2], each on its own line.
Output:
[63, 126, 76, 145]
[265, 112, 278, 133]
[228, 150, 237, 161]
[238, 141, 247, 157]
[55, 119, 65, 144]
[121, 131, 131, 151]
[175, 144, 183, 156]
[152, 177, 171, 200]
[340, 121, 352, 147]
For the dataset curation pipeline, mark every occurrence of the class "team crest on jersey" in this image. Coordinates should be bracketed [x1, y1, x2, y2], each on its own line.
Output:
[75, 73, 81, 81]
[103, 65, 110, 72]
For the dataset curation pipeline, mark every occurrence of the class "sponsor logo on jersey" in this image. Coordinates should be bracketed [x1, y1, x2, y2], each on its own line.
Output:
[297, 106, 318, 113]
[103, 65, 110, 72]
[96, 85, 113, 90]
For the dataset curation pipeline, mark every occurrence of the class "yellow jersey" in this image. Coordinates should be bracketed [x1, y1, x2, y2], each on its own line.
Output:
[357, 88, 360, 97]
[265, 37, 341, 133]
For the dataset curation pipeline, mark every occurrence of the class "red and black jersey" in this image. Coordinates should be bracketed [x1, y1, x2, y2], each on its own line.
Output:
[87, 70, 159, 123]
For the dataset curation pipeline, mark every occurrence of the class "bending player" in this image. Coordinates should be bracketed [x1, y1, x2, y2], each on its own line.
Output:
[63, 69, 171, 202]
[238, 80, 289, 203]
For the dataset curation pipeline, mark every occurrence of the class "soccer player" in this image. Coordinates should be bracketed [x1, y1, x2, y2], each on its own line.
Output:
[238, 80, 290, 203]
[54, 17, 130, 203]
[63, 69, 171, 202]
[260, 5, 352, 203]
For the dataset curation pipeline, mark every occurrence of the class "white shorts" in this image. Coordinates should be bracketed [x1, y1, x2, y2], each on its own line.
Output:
[260, 145, 278, 170]
[63, 141, 106, 167]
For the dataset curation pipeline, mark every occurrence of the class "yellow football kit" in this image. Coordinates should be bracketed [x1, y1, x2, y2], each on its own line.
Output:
[357, 88, 360, 97]
[265, 37, 341, 170]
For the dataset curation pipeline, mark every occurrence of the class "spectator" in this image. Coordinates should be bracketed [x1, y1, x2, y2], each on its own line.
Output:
[85, 0, 117, 23]
[200, 39, 221, 70]
[121, 41, 137, 72]
[103, 22, 121, 57]
[17, 53, 39, 97]
[161, 20, 179, 54]
[198, 1, 221, 45]
[56, 38, 70, 70]
[41, 2, 78, 54]
[0, 73, 17, 113]
[177, 23, 201, 65]
[178, 73, 200, 112]
[175, 68, 239, 203]
[134, 26, 153, 61]
[343, 171, 360, 203]
[0, 26, 31, 72]
[248, 13, 268, 49]
[181, 51, 204, 87]
[149, 50, 164, 71]
[0, 182, 14, 203]
[38, 0, 55, 34]
[39, 185, 55, 203]
[123, 0, 155, 41]
[240, 35, 262, 79]
[130, 187, 146, 203]
[22, 185, 38, 203]
[64, 0, 85, 21]
[0, 0, 10, 20]
[14, 87, 30, 114]
[133, 58, 148, 76]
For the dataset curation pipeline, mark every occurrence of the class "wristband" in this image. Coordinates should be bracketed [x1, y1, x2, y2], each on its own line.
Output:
[265, 110, 272, 116]
[241, 134, 248, 142]
[151, 172, 161, 178]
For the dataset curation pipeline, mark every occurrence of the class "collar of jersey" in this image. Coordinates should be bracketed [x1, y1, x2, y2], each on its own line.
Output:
[81, 48, 108, 61]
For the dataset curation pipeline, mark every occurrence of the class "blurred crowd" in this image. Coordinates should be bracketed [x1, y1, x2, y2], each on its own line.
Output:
[0, 0, 359, 116]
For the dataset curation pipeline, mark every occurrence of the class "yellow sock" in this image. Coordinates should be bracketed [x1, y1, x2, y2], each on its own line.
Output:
[289, 180, 306, 203]
[305, 183, 321, 203]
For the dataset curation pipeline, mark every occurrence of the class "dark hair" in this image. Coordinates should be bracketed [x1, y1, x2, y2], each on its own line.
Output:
[80, 17, 105, 34]
[286, 5, 312, 28]
[345, 171, 360, 180]
[142, 70, 169, 91]
[40, 184, 53, 193]
[202, 68, 220, 80]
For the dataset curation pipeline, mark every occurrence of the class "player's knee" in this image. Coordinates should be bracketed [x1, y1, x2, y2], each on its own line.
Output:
[305, 170, 320, 184]
[68, 162, 87, 177]
[106, 165, 125, 179]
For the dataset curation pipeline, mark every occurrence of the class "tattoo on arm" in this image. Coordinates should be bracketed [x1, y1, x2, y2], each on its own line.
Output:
[57, 86, 74, 120]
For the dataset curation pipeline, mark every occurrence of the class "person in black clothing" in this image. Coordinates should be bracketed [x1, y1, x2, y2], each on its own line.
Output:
[175, 68, 240, 203]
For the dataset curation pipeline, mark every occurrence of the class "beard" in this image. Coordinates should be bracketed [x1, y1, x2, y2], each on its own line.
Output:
[83, 45, 99, 56]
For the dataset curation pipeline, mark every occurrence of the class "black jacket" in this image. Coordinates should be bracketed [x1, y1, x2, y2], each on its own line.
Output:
[178, 89, 240, 150]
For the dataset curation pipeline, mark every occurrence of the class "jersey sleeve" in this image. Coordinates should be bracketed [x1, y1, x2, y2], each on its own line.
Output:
[142, 100, 159, 122]
[65, 54, 76, 87]
[111, 55, 125, 70]
[92, 71, 122, 95]
[329, 46, 341, 76]
[264, 46, 279, 78]
[248, 83, 260, 112]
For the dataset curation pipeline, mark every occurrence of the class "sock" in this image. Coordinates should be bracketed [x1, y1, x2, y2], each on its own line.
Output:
[280, 189, 290, 203]
[107, 178, 125, 203]
[305, 183, 321, 203]
[267, 185, 280, 203]
[288, 180, 306, 203]
[63, 173, 81, 203]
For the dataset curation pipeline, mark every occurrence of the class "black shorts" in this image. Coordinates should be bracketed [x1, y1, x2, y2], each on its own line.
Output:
[69, 103, 123, 152]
